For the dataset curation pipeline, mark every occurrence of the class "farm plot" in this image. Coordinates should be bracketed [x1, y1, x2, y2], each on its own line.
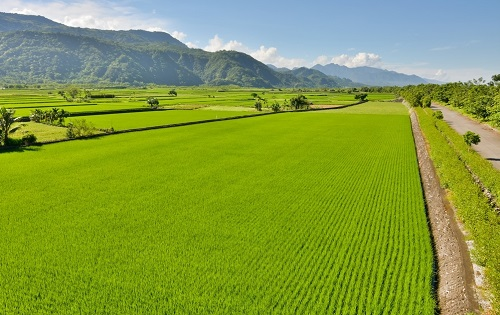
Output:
[0, 105, 435, 314]
[65, 109, 261, 131]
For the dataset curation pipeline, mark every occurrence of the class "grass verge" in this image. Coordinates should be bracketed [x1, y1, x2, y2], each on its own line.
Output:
[416, 107, 500, 312]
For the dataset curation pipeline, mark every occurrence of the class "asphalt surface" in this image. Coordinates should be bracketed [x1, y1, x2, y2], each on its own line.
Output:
[431, 104, 500, 170]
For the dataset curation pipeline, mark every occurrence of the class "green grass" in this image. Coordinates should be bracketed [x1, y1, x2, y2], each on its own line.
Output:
[330, 101, 410, 115]
[416, 107, 500, 311]
[1, 88, 395, 116]
[65, 109, 261, 131]
[10, 122, 68, 142]
[0, 103, 434, 314]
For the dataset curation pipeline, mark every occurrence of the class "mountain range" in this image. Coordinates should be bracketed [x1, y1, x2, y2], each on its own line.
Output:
[0, 12, 431, 87]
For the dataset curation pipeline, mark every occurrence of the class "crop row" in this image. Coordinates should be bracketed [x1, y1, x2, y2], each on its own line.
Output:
[0, 104, 434, 313]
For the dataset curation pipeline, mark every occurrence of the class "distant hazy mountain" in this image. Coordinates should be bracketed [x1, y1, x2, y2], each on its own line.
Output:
[0, 12, 359, 88]
[424, 78, 446, 85]
[282, 67, 359, 87]
[312, 63, 428, 86]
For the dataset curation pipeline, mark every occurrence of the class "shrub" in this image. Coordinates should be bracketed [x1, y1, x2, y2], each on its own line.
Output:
[463, 131, 480, 146]
[254, 101, 262, 111]
[271, 101, 281, 112]
[21, 133, 37, 145]
[432, 110, 444, 120]
[354, 93, 368, 101]
[66, 119, 97, 139]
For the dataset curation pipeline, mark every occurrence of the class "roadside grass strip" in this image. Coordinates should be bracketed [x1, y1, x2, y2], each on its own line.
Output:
[416, 107, 500, 311]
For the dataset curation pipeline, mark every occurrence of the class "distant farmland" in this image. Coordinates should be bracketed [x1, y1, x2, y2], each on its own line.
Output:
[0, 103, 435, 313]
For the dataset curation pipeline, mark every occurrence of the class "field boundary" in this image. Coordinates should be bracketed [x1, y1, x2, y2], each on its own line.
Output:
[410, 109, 478, 314]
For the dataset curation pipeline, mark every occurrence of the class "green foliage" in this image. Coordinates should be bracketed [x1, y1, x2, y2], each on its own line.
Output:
[0, 106, 435, 313]
[400, 81, 500, 123]
[489, 111, 500, 127]
[416, 108, 500, 311]
[146, 97, 159, 109]
[421, 95, 432, 108]
[354, 93, 368, 101]
[289, 94, 311, 110]
[30, 108, 68, 126]
[432, 110, 444, 120]
[66, 119, 96, 138]
[254, 100, 262, 111]
[271, 101, 281, 112]
[21, 132, 37, 145]
[168, 89, 177, 96]
[492, 74, 500, 85]
[463, 131, 480, 146]
[0, 106, 21, 145]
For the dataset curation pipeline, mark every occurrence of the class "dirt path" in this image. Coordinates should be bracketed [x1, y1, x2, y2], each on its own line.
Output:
[410, 110, 479, 314]
[431, 103, 500, 170]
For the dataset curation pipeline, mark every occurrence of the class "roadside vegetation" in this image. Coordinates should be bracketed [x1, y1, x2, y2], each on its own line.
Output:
[403, 77, 500, 312]
[400, 75, 500, 126]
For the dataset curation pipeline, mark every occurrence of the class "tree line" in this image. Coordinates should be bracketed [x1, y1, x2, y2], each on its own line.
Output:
[400, 75, 500, 126]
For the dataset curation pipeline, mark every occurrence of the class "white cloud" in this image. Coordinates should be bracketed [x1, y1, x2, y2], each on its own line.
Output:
[332, 53, 382, 68]
[313, 55, 330, 66]
[202, 36, 306, 69]
[171, 31, 187, 41]
[435, 69, 446, 78]
[204, 35, 248, 52]
[3, 0, 172, 32]
[250, 46, 305, 68]
[186, 42, 199, 49]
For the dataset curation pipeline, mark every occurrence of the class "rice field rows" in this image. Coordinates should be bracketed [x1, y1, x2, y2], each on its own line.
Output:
[0, 103, 435, 313]
[0, 88, 396, 116]
[65, 109, 261, 131]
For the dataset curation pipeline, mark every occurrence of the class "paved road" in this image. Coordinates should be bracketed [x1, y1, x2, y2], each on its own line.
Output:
[431, 103, 500, 170]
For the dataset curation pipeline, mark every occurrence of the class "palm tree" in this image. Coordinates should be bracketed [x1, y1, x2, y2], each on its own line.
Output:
[0, 107, 21, 146]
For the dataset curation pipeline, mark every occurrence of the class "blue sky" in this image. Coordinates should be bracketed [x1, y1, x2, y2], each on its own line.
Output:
[1, 0, 499, 82]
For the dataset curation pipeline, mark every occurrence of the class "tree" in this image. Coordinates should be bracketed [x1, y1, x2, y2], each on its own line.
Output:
[289, 95, 310, 110]
[421, 96, 432, 108]
[463, 131, 480, 147]
[168, 89, 177, 96]
[271, 101, 281, 112]
[147, 97, 160, 109]
[432, 110, 444, 120]
[30, 108, 68, 125]
[354, 93, 368, 101]
[0, 106, 22, 146]
[254, 100, 262, 111]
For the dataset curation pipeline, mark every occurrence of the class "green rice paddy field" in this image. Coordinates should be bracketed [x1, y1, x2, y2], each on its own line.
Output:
[0, 102, 435, 314]
[65, 109, 260, 131]
[0, 87, 395, 116]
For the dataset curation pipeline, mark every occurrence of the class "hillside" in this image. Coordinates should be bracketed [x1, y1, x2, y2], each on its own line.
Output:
[0, 12, 357, 88]
[0, 12, 187, 48]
